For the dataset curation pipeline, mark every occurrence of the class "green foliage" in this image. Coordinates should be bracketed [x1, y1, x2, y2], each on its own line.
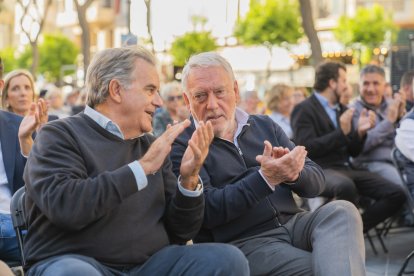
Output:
[170, 31, 218, 67]
[234, 0, 303, 47]
[334, 4, 398, 48]
[0, 47, 19, 73]
[17, 45, 32, 70]
[39, 33, 78, 81]
[18, 33, 78, 81]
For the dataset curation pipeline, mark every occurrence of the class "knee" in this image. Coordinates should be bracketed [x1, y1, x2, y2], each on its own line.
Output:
[324, 200, 363, 227]
[333, 181, 358, 202]
[196, 244, 249, 276]
[31, 257, 102, 276]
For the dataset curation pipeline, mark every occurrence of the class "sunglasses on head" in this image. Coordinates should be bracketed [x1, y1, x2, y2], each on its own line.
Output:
[167, 95, 183, 101]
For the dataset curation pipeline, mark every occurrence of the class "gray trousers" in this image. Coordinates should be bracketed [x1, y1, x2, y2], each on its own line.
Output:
[230, 200, 365, 276]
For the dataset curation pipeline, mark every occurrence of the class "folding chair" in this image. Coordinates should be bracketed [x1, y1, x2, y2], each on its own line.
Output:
[391, 148, 414, 220]
[391, 148, 414, 275]
[10, 186, 27, 267]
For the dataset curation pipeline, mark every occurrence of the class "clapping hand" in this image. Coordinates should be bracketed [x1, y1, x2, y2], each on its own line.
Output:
[357, 108, 376, 137]
[256, 141, 307, 186]
[18, 99, 49, 156]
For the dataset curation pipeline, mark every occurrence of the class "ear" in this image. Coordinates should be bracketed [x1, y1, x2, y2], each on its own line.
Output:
[0, 80, 4, 92]
[234, 80, 240, 104]
[328, 78, 337, 90]
[108, 79, 122, 104]
[183, 91, 191, 110]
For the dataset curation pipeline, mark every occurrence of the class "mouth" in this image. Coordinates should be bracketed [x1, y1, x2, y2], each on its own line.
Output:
[205, 114, 224, 122]
[145, 110, 154, 118]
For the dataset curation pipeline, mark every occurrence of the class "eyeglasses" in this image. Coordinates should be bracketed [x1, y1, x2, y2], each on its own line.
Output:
[167, 95, 183, 101]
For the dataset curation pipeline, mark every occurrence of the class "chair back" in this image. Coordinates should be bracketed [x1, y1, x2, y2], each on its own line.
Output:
[391, 148, 414, 219]
[10, 186, 27, 267]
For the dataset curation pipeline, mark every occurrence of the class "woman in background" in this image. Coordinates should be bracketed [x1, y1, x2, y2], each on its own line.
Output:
[266, 84, 294, 139]
[1, 70, 35, 116]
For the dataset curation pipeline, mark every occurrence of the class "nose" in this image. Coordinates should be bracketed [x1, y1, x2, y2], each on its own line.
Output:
[206, 94, 218, 110]
[153, 92, 163, 108]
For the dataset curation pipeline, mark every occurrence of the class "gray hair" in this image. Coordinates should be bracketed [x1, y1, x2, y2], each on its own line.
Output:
[360, 64, 385, 78]
[160, 81, 182, 101]
[181, 52, 235, 91]
[86, 46, 156, 108]
[240, 90, 258, 101]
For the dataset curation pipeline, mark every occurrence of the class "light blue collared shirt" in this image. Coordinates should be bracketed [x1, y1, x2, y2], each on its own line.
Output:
[269, 112, 293, 139]
[314, 92, 339, 128]
[84, 106, 202, 197]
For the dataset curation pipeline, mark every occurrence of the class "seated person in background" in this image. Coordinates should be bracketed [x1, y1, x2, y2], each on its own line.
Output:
[395, 86, 414, 198]
[291, 61, 406, 233]
[1, 70, 36, 116]
[171, 52, 366, 276]
[152, 81, 189, 137]
[352, 65, 406, 187]
[399, 70, 414, 112]
[0, 57, 48, 265]
[1, 69, 58, 121]
[238, 89, 263, 115]
[44, 85, 70, 118]
[266, 83, 294, 139]
[23, 47, 249, 276]
[292, 86, 308, 107]
[340, 83, 355, 107]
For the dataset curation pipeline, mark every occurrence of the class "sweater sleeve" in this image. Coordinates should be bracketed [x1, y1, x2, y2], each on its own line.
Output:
[269, 118, 325, 198]
[171, 119, 325, 229]
[161, 157, 204, 243]
[24, 122, 139, 230]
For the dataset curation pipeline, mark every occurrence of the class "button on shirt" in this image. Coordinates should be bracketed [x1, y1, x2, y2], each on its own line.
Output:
[84, 106, 202, 197]
[314, 92, 339, 128]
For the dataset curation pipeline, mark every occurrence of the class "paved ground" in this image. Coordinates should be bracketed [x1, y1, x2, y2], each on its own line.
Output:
[366, 226, 414, 276]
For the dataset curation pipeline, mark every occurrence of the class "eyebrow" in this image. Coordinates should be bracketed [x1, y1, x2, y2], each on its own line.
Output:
[144, 84, 158, 90]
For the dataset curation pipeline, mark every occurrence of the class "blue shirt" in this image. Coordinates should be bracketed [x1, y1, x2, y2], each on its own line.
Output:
[314, 92, 339, 128]
[269, 112, 293, 139]
[84, 106, 201, 197]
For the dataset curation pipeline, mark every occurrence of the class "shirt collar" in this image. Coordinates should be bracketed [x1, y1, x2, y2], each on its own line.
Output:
[314, 92, 338, 110]
[84, 105, 125, 139]
[193, 107, 249, 144]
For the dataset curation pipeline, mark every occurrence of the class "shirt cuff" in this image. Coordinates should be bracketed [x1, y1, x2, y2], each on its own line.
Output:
[177, 175, 203, 197]
[128, 161, 148, 191]
[258, 169, 275, 191]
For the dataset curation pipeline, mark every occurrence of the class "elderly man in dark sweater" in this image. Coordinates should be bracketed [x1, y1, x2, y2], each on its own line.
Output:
[171, 52, 366, 276]
[23, 47, 249, 276]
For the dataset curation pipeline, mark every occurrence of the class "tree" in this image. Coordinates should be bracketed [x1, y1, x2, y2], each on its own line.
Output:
[74, 0, 95, 80]
[0, 47, 19, 73]
[299, 0, 323, 66]
[234, 0, 302, 76]
[18, 33, 78, 83]
[16, 0, 52, 77]
[334, 4, 398, 65]
[170, 31, 218, 67]
[144, 0, 154, 53]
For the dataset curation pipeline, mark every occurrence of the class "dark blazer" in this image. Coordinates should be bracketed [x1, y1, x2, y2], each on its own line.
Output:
[0, 110, 26, 194]
[291, 93, 364, 169]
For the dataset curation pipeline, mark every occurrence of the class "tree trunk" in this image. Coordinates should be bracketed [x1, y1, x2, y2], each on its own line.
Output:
[74, 0, 94, 81]
[30, 42, 38, 77]
[299, 0, 323, 66]
[144, 0, 154, 53]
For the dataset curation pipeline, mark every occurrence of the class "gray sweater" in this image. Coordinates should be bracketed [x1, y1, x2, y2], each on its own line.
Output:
[351, 98, 396, 165]
[23, 113, 204, 268]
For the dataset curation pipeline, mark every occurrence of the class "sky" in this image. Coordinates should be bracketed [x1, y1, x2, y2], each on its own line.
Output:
[131, 0, 250, 51]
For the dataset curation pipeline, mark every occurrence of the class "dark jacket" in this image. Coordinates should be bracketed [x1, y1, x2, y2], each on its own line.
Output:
[291, 93, 364, 169]
[0, 110, 25, 194]
[171, 115, 325, 243]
